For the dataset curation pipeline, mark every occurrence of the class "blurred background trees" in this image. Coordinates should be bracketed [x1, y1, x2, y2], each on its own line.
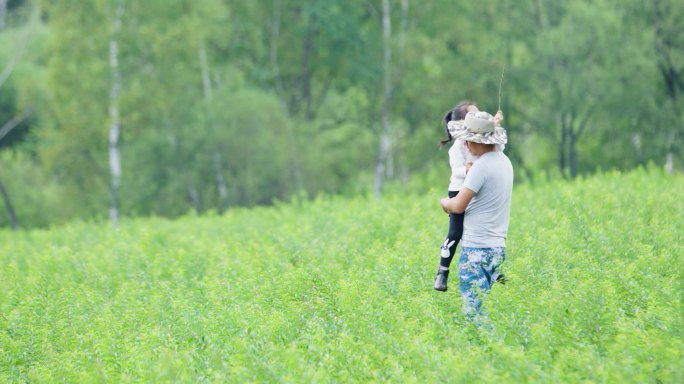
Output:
[0, 0, 682, 228]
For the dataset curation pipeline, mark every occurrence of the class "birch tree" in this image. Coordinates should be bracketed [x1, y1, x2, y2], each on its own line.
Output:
[651, 0, 684, 173]
[269, 0, 303, 191]
[0, 179, 17, 229]
[198, 40, 229, 212]
[395, 0, 409, 184]
[522, 1, 628, 178]
[0, 4, 32, 91]
[0, 112, 22, 229]
[0, 0, 6, 32]
[0, 3, 39, 229]
[108, 0, 123, 226]
[373, 0, 392, 198]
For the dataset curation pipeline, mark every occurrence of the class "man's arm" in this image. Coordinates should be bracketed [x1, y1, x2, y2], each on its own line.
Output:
[440, 187, 476, 214]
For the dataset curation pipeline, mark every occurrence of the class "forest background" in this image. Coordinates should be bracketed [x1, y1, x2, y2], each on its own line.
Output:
[0, 0, 682, 229]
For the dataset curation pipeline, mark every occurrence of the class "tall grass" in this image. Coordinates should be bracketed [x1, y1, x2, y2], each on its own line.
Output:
[0, 168, 682, 382]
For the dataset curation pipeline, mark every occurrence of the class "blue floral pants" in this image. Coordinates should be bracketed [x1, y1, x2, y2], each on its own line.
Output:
[458, 247, 506, 317]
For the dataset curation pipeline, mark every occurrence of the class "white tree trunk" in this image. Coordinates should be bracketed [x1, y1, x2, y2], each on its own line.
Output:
[271, 0, 303, 191]
[0, 5, 37, 231]
[0, 178, 19, 230]
[199, 42, 212, 99]
[108, 1, 123, 226]
[0, 108, 30, 142]
[398, 0, 409, 185]
[0, 0, 7, 31]
[374, 0, 392, 198]
[213, 152, 228, 210]
[665, 131, 675, 174]
[188, 183, 200, 212]
[399, 0, 409, 51]
[631, 132, 643, 164]
[199, 41, 230, 211]
[0, 4, 37, 90]
[270, 0, 285, 95]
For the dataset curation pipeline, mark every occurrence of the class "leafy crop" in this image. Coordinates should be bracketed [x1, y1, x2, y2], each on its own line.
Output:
[0, 168, 682, 382]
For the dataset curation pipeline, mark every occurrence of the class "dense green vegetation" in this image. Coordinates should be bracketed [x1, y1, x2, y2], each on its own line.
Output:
[1, 169, 682, 382]
[1, 1, 681, 381]
[0, 0, 683, 228]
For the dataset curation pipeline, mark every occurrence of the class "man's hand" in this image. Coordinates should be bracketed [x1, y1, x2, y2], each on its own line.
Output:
[465, 161, 473, 174]
[440, 198, 452, 214]
[439, 188, 476, 215]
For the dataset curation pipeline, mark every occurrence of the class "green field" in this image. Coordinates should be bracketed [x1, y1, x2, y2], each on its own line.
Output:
[1, 169, 682, 383]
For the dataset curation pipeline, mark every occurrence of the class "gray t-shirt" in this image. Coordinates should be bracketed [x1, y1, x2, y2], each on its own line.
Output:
[461, 151, 513, 248]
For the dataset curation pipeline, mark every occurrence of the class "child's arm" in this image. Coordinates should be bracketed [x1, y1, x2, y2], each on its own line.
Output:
[494, 111, 505, 152]
[494, 110, 503, 126]
[451, 141, 471, 177]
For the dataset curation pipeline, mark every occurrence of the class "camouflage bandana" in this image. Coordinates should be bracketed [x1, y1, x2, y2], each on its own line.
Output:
[450, 111, 508, 145]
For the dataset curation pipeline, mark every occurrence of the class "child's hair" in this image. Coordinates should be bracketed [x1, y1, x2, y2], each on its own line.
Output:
[440, 100, 476, 147]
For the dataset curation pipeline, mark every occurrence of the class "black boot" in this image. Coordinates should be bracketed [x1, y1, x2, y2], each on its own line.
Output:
[495, 274, 507, 285]
[434, 269, 449, 292]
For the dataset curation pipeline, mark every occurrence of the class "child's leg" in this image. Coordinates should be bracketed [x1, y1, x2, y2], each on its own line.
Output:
[434, 191, 464, 291]
[440, 210, 464, 269]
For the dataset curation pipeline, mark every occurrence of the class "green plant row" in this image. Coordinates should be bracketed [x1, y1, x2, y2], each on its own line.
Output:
[0, 168, 682, 382]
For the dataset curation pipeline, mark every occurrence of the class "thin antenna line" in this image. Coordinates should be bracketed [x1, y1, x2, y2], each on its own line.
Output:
[498, 62, 506, 112]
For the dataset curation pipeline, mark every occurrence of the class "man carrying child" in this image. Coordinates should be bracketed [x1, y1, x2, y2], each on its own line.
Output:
[439, 110, 513, 321]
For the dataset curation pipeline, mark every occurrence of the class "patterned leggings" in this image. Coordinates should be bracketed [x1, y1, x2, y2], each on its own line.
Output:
[458, 247, 506, 317]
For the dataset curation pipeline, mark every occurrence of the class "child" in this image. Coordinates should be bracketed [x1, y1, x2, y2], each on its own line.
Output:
[434, 101, 503, 292]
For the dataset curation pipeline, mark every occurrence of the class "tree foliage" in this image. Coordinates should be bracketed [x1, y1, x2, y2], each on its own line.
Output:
[0, 0, 682, 227]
